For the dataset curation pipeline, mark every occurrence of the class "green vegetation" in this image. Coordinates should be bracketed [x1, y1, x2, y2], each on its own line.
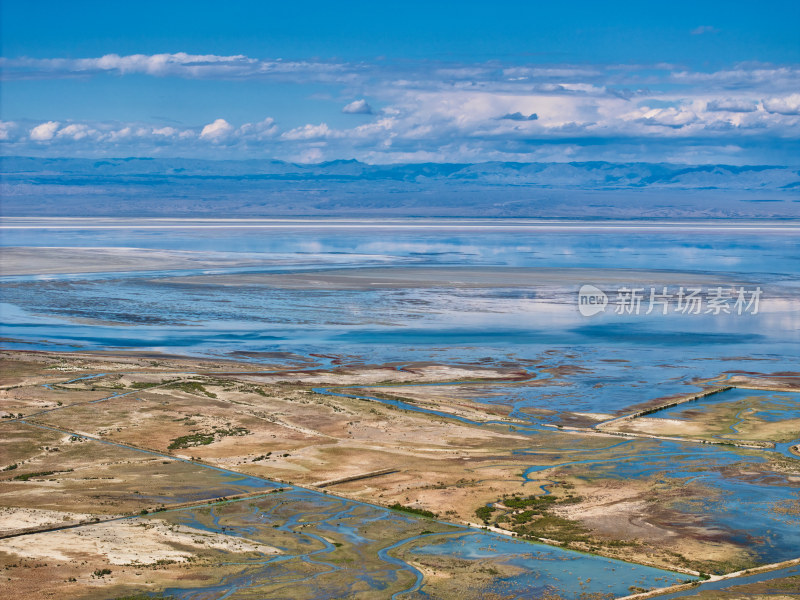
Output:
[92, 568, 112, 577]
[13, 469, 75, 481]
[98, 382, 126, 390]
[516, 514, 592, 543]
[389, 503, 436, 518]
[168, 426, 249, 449]
[165, 381, 217, 398]
[237, 384, 269, 397]
[479, 487, 591, 544]
[503, 494, 577, 510]
[2, 463, 18, 471]
[475, 505, 495, 522]
[168, 433, 215, 449]
[216, 426, 249, 437]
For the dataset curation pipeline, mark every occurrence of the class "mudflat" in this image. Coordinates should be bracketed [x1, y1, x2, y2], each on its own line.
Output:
[165, 266, 739, 289]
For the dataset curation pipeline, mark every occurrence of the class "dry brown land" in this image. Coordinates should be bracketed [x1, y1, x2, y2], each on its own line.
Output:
[602, 383, 800, 444]
[0, 515, 284, 600]
[1, 349, 799, 594]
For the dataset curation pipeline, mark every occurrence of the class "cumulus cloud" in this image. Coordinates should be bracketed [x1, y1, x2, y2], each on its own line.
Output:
[5, 54, 800, 164]
[151, 126, 180, 137]
[281, 123, 332, 140]
[200, 118, 234, 141]
[762, 94, 800, 115]
[29, 121, 60, 141]
[342, 99, 373, 114]
[237, 117, 278, 139]
[57, 123, 95, 140]
[0, 121, 19, 141]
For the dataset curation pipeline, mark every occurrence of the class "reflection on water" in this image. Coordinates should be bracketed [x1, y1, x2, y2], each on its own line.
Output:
[2, 225, 798, 372]
[1, 220, 799, 596]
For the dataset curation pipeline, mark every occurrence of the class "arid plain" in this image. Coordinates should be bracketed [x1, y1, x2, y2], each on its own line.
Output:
[1, 349, 799, 599]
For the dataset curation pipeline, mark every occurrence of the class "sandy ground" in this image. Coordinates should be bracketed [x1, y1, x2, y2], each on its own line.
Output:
[235, 364, 526, 385]
[727, 375, 800, 392]
[0, 507, 97, 534]
[552, 478, 747, 568]
[610, 417, 706, 436]
[0, 350, 293, 383]
[606, 387, 800, 443]
[0, 518, 279, 565]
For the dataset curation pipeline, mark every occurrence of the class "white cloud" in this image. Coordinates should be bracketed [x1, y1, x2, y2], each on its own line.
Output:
[152, 126, 179, 137]
[29, 121, 60, 141]
[0, 121, 18, 141]
[237, 117, 277, 140]
[57, 123, 95, 140]
[762, 94, 800, 115]
[200, 118, 234, 141]
[637, 106, 698, 128]
[5, 55, 800, 163]
[1, 53, 353, 83]
[281, 123, 332, 140]
[342, 99, 373, 114]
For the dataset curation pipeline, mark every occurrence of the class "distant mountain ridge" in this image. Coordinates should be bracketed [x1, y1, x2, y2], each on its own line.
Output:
[3, 157, 798, 190]
[1, 157, 798, 218]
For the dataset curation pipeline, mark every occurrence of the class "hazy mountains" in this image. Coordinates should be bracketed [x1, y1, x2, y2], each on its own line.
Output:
[1, 157, 798, 218]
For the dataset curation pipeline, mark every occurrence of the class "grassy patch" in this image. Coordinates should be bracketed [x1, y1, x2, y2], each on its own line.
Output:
[165, 381, 217, 398]
[167, 433, 215, 449]
[129, 382, 163, 389]
[481, 486, 590, 544]
[475, 505, 495, 522]
[13, 469, 73, 481]
[168, 426, 249, 449]
[389, 503, 436, 519]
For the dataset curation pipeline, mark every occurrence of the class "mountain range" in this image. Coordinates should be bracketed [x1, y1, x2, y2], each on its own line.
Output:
[2, 157, 798, 218]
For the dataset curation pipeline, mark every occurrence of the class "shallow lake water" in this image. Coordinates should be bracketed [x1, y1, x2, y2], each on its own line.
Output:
[1, 219, 798, 597]
[150, 491, 693, 600]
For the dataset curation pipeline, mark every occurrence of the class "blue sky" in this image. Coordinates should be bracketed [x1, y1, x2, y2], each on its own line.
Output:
[1, 0, 799, 163]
